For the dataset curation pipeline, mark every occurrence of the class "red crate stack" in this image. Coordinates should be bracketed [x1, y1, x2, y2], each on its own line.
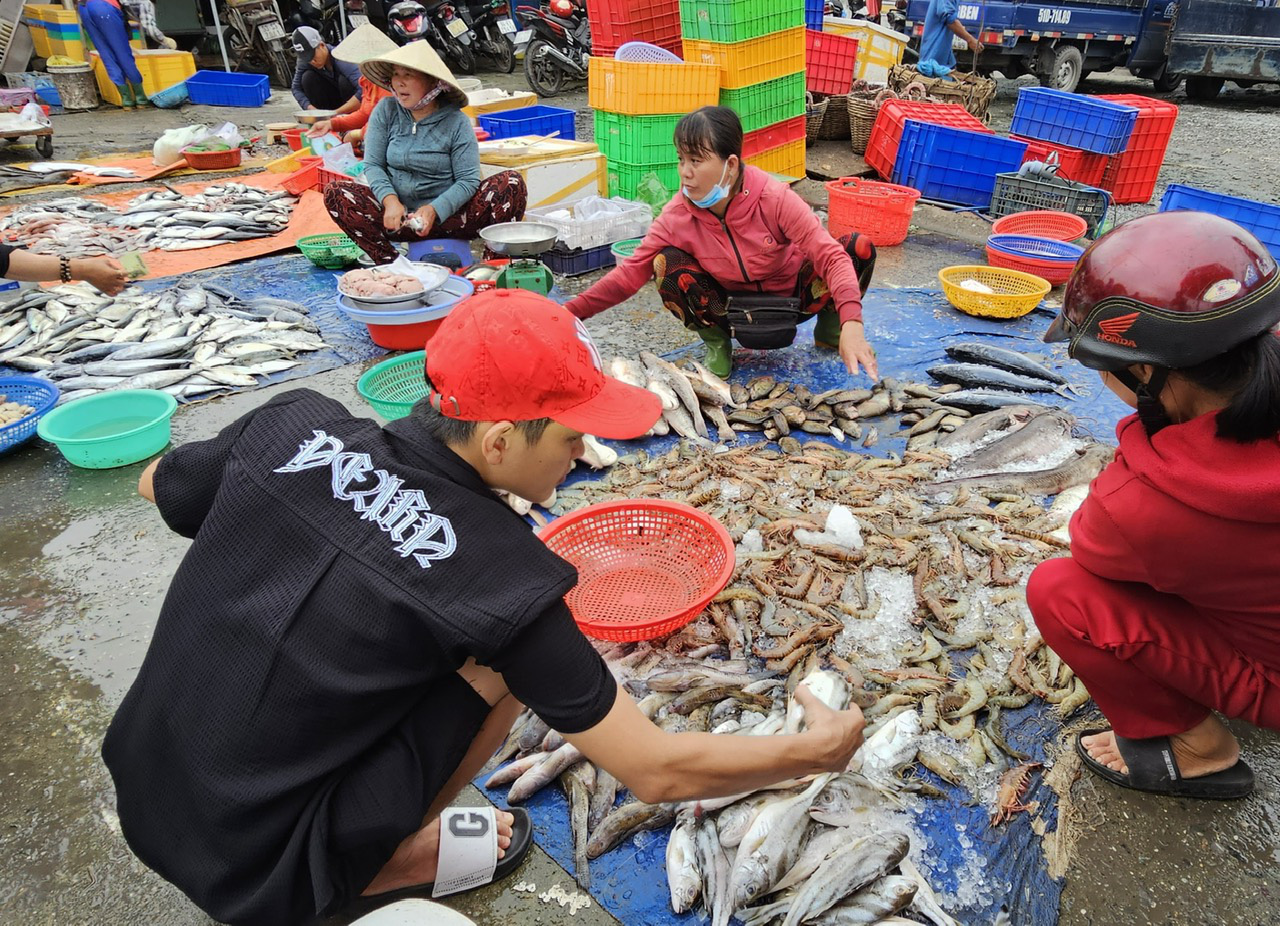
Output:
[865, 100, 992, 180]
[1095, 93, 1179, 204]
[804, 29, 858, 96]
[1012, 136, 1110, 187]
[587, 0, 682, 56]
[742, 115, 806, 160]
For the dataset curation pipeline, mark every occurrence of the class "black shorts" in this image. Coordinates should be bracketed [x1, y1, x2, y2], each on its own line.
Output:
[318, 672, 492, 917]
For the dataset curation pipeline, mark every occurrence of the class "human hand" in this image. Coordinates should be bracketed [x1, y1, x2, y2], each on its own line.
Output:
[78, 256, 127, 296]
[342, 128, 364, 146]
[161, 36, 178, 50]
[306, 119, 332, 138]
[409, 204, 437, 237]
[793, 686, 865, 772]
[967, 36, 983, 54]
[838, 320, 879, 380]
[383, 198, 406, 231]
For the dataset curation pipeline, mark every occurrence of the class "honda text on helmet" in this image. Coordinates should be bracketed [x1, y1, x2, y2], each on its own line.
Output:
[388, 0, 429, 40]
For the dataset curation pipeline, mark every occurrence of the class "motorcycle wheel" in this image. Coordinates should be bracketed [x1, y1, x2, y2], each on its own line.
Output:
[448, 37, 476, 74]
[270, 46, 294, 89]
[523, 39, 564, 97]
[491, 29, 515, 73]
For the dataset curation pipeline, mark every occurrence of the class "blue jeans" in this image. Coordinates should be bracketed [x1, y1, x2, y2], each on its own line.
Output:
[80, 0, 143, 86]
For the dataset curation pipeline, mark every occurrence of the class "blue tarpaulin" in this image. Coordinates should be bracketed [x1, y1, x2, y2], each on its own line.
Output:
[478, 287, 1132, 926]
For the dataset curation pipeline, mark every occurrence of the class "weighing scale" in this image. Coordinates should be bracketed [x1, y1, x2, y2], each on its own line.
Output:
[478, 222, 559, 296]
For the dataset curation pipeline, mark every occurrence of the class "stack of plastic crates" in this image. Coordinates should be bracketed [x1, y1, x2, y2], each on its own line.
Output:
[864, 100, 992, 180]
[588, 55, 720, 202]
[892, 122, 1027, 208]
[527, 198, 656, 275]
[680, 0, 807, 178]
[587, 0, 683, 56]
[1009, 88, 1138, 157]
[1096, 94, 1179, 205]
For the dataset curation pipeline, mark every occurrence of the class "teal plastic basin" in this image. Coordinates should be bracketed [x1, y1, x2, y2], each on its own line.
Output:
[36, 389, 178, 469]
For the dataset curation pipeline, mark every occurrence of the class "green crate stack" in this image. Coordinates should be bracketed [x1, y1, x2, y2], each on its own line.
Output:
[595, 109, 683, 204]
[679, 0, 807, 169]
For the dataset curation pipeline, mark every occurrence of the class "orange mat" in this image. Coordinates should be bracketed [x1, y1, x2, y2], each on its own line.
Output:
[68, 153, 272, 186]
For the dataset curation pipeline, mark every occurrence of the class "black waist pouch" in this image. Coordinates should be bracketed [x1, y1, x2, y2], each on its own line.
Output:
[725, 293, 803, 350]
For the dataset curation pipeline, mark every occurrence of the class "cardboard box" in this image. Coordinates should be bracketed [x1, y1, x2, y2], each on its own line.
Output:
[483, 152, 607, 209]
[464, 88, 538, 122]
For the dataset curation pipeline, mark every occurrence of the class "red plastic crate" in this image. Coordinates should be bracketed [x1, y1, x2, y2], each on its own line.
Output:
[586, 0, 682, 57]
[742, 115, 806, 160]
[1096, 93, 1179, 205]
[805, 28, 858, 96]
[864, 100, 991, 180]
[1012, 135, 1109, 187]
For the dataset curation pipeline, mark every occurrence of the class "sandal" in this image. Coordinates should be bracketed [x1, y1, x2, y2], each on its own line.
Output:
[354, 806, 534, 912]
[1076, 728, 1254, 800]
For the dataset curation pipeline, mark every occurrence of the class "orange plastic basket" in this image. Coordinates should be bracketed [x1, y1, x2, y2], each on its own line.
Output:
[538, 499, 736, 642]
[587, 57, 721, 116]
[825, 176, 921, 247]
[990, 210, 1088, 242]
[682, 28, 806, 89]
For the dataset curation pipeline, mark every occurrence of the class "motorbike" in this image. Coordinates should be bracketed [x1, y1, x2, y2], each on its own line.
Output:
[419, 0, 477, 73]
[461, 0, 516, 73]
[517, 1, 590, 97]
[289, 0, 373, 44]
[219, 0, 294, 89]
[886, 0, 908, 35]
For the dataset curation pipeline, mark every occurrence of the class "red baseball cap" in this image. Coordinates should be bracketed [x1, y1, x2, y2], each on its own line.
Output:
[425, 289, 662, 439]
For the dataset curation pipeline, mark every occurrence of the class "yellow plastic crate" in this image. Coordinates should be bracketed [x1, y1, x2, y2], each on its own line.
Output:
[266, 148, 313, 173]
[27, 23, 51, 57]
[588, 57, 720, 116]
[47, 35, 86, 61]
[744, 138, 806, 178]
[91, 50, 196, 104]
[823, 18, 907, 84]
[682, 27, 805, 90]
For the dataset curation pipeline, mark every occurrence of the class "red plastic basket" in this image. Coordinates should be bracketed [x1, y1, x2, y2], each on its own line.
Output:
[1096, 93, 1179, 205]
[990, 210, 1088, 242]
[538, 499, 736, 642]
[805, 28, 858, 96]
[1011, 135, 1109, 187]
[317, 164, 359, 190]
[281, 156, 323, 195]
[182, 146, 243, 170]
[364, 318, 446, 350]
[864, 100, 991, 180]
[825, 176, 921, 246]
[284, 127, 304, 151]
[742, 115, 806, 160]
[985, 243, 1077, 285]
[586, 0, 681, 57]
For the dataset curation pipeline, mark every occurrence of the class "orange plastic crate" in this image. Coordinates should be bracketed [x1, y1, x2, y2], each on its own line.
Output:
[1012, 135, 1109, 187]
[588, 56, 720, 116]
[682, 27, 806, 89]
[745, 138, 806, 178]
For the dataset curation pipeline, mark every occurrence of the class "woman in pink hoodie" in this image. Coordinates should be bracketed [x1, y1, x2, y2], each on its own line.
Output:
[1029, 211, 1280, 801]
[565, 107, 877, 379]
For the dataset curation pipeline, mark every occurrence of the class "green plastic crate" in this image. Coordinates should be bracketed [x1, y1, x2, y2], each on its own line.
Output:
[594, 111, 682, 166]
[680, 0, 804, 43]
[720, 72, 807, 135]
[607, 161, 681, 208]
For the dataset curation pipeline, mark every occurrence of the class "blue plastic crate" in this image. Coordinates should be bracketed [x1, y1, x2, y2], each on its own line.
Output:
[149, 80, 189, 109]
[477, 105, 575, 140]
[185, 70, 270, 107]
[1010, 88, 1137, 156]
[805, 0, 824, 31]
[542, 241, 616, 276]
[892, 121, 1028, 208]
[1159, 185, 1280, 260]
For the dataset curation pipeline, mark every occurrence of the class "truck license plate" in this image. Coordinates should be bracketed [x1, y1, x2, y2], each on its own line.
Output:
[498, 18, 516, 33]
[259, 21, 287, 41]
[447, 17, 469, 36]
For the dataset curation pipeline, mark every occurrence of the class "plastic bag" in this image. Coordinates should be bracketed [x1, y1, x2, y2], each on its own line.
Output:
[574, 195, 630, 220]
[206, 121, 244, 148]
[153, 122, 242, 166]
[321, 142, 359, 176]
[18, 102, 50, 128]
[634, 172, 675, 218]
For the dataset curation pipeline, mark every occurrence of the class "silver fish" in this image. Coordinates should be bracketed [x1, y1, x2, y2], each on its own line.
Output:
[560, 762, 596, 888]
[507, 742, 583, 804]
[950, 409, 1077, 475]
[812, 875, 918, 925]
[667, 818, 701, 914]
[936, 404, 1047, 452]
[928, 443, 1114, 497]
[780, 832, 911, 926]
[586, 801, 675, 860]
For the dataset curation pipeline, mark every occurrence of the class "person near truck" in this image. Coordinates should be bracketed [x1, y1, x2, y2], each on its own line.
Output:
[918, 0, 982, 76]
[305, 24, 395, 150]
[290, 25, 362, 111]
[101, 288, 866, 925]
[564, 106, 879, 381]
[76, 0, 150, 108]
[1028, 211, 1280, 801]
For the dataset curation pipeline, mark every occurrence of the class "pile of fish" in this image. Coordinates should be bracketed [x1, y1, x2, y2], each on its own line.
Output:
[0, 392, 35, 426]
[486, 412, 1115, 921]
[0, 183, 296, 257]
[0, 280, 327, 402]
[921, 342, 1079, 421]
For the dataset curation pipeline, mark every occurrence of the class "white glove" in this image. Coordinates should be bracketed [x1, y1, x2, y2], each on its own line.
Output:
[161, 36, 177, 50]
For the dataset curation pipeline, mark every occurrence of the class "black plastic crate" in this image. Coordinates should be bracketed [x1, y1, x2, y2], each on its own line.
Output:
[542, 242, 617, 277]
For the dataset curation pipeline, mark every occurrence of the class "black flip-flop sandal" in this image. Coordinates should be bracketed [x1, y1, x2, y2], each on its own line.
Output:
[351, 806, 534, 913]
[1076, 728, 1255, 800]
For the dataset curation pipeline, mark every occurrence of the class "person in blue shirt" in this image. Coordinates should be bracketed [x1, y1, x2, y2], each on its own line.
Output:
[919, 0, 982, 75]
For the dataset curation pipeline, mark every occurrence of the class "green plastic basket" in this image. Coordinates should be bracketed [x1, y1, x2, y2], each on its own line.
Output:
[680, 0, 804, 43]
[607, 161, 681, 206]
[298, 233, 363, 270]
[611, 238, 642, 260]
[594, 111, 682, 167]
[720, 72, 807, 135]
[357, 351, 429, 420]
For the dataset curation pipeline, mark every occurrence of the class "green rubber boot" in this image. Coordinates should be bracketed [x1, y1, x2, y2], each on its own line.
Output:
[130, 82, 151, 106]
[813, 307, 842, 349]
[696, 324, 733, 378]
[116, 83, 135, 109]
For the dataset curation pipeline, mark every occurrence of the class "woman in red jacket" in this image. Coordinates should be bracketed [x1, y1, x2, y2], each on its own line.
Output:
[1029, 211, 1280, 800]
[565, 107, 878, 379]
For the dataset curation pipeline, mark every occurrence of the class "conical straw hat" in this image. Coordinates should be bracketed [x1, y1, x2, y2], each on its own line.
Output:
[331, 23, 398, 64]
[360, 40, 462, 97]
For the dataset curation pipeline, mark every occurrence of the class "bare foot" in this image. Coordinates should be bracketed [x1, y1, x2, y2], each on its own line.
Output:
[362, 810, 515, 897]
[1083, 714, 1240, 779]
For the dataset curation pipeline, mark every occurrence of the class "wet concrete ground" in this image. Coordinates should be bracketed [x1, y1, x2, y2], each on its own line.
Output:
[1, 63, 1278, 925]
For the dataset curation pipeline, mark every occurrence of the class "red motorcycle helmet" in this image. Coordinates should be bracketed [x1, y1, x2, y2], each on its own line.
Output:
[387, 0, 429, 40]
[1045, 211, 1280, 372]
[549, 0, 575, 17]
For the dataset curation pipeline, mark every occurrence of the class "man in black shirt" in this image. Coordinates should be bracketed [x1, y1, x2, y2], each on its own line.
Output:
[103, 290, 865, 925]
[291, 25, 361, 111]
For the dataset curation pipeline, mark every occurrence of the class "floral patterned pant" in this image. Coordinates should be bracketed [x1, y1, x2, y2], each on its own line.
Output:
[324, 171, 527, 263]
[654, 232, 876, 330]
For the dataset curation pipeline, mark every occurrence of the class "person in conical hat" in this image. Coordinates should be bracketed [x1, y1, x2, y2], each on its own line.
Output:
[306, 24, 399, 148]
[324, 40, 527, 263]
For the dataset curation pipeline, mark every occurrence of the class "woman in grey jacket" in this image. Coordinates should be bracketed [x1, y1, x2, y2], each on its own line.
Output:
[324, 41, 526, 264]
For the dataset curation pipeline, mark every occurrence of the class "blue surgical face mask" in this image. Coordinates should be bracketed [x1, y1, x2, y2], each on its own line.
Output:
[683, 159, 732, 209]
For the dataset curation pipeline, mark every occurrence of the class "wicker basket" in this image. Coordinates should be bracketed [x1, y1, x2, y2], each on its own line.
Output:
[816, 94, 851, 140]
[888, 65, 996, 120]
[805, 94, 830, 142]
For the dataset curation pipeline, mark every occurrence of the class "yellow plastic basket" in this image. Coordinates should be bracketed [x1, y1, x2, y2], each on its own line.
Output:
[938, 265, 1052, 319]
[588, 57, 721, 116]
[682, 27, 806, 89]
[744, 138, 806, 178]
